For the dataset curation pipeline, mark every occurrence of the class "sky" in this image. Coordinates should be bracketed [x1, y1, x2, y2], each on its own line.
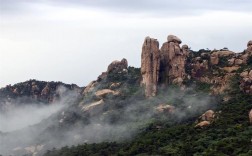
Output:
[0, 0, 252, 88]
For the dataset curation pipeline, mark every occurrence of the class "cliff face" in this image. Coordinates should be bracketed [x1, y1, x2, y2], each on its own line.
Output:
[141, 37, 160, 97]
[141, 35, 188, 97]
[159, 35, 188, 86]
[141, 35, 252, 97]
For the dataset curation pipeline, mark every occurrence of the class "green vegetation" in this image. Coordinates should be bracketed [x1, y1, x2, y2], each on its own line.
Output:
[44, 73, 252, 156]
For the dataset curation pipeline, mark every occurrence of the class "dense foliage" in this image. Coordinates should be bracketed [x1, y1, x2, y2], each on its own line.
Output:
[44, 69, 252, 156]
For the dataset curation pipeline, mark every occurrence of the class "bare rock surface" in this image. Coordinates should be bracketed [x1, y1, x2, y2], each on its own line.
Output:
[95, 89, 120, 98]
[155, 104, 175, 113]
[195, 121, 211, 128]
[141, 37, 160, 97]
[107, 58, 128, 74]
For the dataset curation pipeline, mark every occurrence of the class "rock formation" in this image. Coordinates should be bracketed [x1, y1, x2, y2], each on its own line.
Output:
[95, 89, 120, 99]
[0, 80, 81, 112]
[107, 58, 128, 74]
[195, 121, 210, 128]
[141, 37, 160, 97]
[155, 104, 175, 113]
[195, 110, 216, 128]
[198, 110, 215, 122]
[247, 40, 252, 52]
[240, 70, 252, 94]
[160, 35, 187, 85]
[80, 99, 105, 115]
[141, 35, 188, 97]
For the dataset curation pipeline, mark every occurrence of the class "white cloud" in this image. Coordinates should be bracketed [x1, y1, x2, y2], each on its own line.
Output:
[0, 2, 252, 87]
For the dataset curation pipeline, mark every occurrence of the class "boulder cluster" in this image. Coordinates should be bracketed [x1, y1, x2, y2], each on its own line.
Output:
[141, 35, 252, 97]
[141, 35, 189, 97]
[195, 110, 215, 128]
[240, 70, 252, 94]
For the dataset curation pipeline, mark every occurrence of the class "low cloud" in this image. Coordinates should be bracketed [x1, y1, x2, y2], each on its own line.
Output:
[0, 84, 218, 155]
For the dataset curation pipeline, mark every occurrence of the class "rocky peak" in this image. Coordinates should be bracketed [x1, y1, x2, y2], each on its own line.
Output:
[167, 35, 182, 44]
[141, 34, 188, 97]
[141, 35, 252, 97]
[0, 80, 82, 112]
[247, 40, 252, 51]
[141, 37, 160, 97]
[107, 58, 128, 74]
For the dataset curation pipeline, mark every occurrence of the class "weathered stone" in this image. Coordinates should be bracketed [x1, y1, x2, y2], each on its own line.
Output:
[107, 58, 128, 74]
[160, 35, 186, 85]
[240, 70, 252, 94]
[249, 70, 252, 79]
[222, 66, 240, 73]
[228, 58, 235, 65]
[195, 121, 210, 128]
[218, 51, 235, 57]
[199, 110, 215, 122]
[167, 35, 182, 44]
[81, 99, 104, 115]
[240, 71, 249, 78]
[82, 81, 98, 95]
[235, 59, 244, 65]
[155, 104, 175, 113]
[141, 37, 160, 97]
[182, 44, 190, 56]
[210, 52, 219, 65]
[97, 72, 107, 81]
[110, 82, 121, 89]
[41, 84, 50, 96]
[247, 40, 252, 51]
[95, 89, 119, 98]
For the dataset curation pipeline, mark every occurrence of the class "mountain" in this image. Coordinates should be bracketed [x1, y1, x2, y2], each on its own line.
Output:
[0, 35, 251, 156]
[0, 80, 82, 112]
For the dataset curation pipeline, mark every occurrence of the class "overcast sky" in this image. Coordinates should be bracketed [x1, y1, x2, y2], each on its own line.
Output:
[1, 0, 252, 87]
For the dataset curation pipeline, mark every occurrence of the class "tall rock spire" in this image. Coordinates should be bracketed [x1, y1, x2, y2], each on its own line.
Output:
[141, 35, 188, 97]
[160, 35, 187, 85]
[141, 37, 160, 97]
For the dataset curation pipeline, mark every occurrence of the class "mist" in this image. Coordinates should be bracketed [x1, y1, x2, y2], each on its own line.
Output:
[0, 84, 217, 156]
[0, 103, 64, 132]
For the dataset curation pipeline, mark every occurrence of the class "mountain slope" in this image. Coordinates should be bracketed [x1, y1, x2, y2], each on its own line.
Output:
[0, 35, 251, 156]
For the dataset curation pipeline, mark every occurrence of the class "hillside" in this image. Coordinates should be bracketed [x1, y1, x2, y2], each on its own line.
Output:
[0, 35, 251, 156]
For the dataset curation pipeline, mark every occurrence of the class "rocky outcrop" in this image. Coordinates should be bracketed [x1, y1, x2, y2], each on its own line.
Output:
[195, 110, 216, 128]
[81, 99, 105, 115]
[0, 80, 81, 112]
[140, 36, 252, 97]
[240, 70, 252, 94]
[247, 40, 252, 52]
[95, 89, 120, 98]
[210, 52, 219, 65]
[84, 58, 128, 91]
[167, 35, 182, 44]
[198, 110, 215, 122]
[107, 58, 128, 74]
[82, 81, 98, 95]
[141, 35, 188, 97]
[160, 35, 187, 86]
[195, 121, 210, 128]
[141, 37, 160, 97]
[155, 104, 175, 113]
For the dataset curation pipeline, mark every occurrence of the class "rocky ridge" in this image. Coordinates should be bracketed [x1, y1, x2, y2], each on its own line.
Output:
[141, 35, 252, 97]
[0, 80, 82, 112]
